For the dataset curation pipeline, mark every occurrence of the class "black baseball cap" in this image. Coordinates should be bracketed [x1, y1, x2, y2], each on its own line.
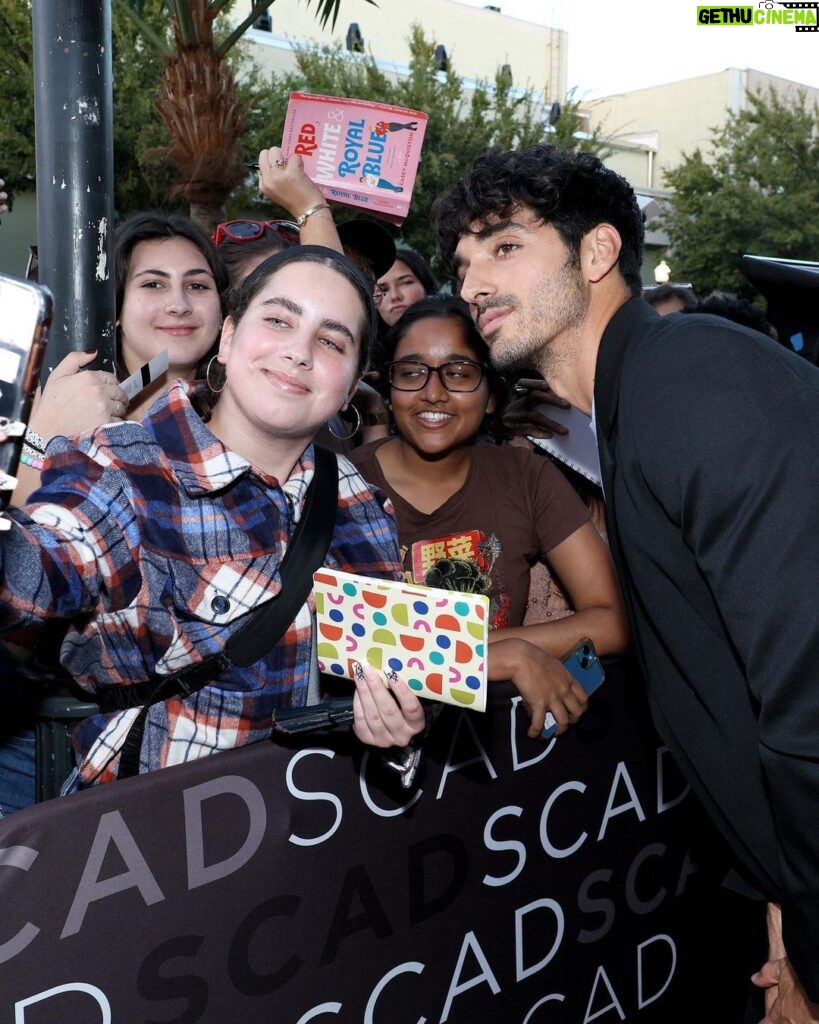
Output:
[337, 218, 396, 280]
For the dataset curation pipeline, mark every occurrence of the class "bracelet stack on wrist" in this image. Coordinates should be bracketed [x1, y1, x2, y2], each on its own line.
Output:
[21, 428, 47, 471]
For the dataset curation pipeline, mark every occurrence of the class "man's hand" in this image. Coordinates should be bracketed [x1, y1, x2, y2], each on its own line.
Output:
[752, 902, 819, 1023]
[753, 956, 819, 1023]
[503, 378, 570, 439]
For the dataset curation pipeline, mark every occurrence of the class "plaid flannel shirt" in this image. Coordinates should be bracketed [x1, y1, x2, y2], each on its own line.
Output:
[1, 381, 401, 784]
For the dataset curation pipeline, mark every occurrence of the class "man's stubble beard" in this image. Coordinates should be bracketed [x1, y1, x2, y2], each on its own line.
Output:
[489, 260, 589, 382]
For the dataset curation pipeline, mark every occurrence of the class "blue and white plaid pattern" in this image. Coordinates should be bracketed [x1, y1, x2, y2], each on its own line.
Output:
[1, 381, 400, 784]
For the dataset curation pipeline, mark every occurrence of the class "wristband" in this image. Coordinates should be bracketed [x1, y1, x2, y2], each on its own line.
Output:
[296, 202, 330, 227]
[362, 410, 391, 427]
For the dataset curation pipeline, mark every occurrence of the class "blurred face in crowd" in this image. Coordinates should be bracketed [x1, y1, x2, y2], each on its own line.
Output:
[651, 295, 687, 316]
[375, 259, 428, 327]
[119, 237, 222, 378]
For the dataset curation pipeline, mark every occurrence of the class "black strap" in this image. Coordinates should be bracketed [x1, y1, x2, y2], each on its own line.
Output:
[114, 447, 338, 779]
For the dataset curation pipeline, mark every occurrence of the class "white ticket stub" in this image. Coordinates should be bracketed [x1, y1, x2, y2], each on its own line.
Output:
[120, 350, 169, 401]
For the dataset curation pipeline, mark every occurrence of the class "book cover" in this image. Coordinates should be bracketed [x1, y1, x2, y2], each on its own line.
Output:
[313, 568, 488, 711]
[281, 91, 428, 225]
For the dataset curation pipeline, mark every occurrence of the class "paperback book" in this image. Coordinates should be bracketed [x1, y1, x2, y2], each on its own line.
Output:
[281, 91, 428, 225]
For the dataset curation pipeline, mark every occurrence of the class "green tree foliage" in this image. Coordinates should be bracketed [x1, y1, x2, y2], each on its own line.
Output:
[111, 0, 277, 214]
[113, 0, 370, 226]
[659, 88, 819, 298]
[234, 26, 609, 265]
[0, 0, 35, 196]
[0, 1, 174, 213]
[0, 1, 364, 224]
[112, 2, 177, 213]
[118, 0, 363, 54]
[1, 8, 606, 243]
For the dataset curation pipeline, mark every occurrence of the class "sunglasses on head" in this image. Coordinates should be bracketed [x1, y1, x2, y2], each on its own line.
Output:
[212, 219, 300, 247]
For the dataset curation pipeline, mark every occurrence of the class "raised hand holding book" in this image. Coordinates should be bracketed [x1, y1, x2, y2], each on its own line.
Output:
[281, 92, 428, 226]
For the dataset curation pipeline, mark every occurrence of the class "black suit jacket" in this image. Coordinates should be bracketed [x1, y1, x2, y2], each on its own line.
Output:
[594, 296, 819, 998]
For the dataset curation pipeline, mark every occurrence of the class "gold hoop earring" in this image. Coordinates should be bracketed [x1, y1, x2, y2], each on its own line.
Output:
[206, 355, 226, 394]
[328, 404, 362, 441]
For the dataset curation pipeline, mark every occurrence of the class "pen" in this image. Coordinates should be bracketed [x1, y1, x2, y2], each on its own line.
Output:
[245, 163, 260, 171]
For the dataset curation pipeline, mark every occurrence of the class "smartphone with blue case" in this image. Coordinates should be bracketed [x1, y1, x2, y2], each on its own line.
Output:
[541, 638, 605, 740]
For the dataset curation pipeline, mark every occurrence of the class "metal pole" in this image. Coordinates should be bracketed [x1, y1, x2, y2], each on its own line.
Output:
[31, 0, 116, 380]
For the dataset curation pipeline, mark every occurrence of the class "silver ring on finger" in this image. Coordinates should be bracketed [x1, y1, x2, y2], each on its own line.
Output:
[274, 158, 287, 169]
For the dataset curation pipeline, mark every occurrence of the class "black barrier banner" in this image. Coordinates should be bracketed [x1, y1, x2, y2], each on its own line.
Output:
[0, 661, 758, 1022]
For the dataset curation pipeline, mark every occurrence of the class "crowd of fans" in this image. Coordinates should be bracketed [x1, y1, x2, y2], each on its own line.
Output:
[3, 134, 818, 1022]
[0, 145, 789, 812]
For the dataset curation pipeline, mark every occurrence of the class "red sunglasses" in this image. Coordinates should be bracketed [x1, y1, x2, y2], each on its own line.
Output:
[212, 219, 300, 247]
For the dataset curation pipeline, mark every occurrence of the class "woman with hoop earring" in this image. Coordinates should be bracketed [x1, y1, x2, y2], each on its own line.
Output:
[0, 246, 425, 790]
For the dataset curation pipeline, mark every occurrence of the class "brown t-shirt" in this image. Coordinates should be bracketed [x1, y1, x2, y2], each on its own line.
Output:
[349, 439, 590, 628]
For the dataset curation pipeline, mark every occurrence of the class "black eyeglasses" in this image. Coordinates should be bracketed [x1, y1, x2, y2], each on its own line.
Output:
[387, 359, 487, 393]
[212, 219, 300, 247]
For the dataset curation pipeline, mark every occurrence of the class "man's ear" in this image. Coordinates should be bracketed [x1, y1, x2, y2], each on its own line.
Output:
[582, 224, 622, 284]
[218, 316, 235, 363]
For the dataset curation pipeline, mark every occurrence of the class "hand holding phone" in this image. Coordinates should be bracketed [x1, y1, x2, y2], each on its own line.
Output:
[0, 273, 53, 511]
[541, 638, 605, 740]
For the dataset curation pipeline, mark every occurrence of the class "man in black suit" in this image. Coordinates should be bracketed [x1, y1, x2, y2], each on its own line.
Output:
[435, 144, 819, 1024]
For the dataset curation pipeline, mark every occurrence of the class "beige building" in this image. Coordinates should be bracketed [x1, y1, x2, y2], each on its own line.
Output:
[578, 68, 819, 281]
[238, 0, 567, 105]
[584, 68, 819, 192]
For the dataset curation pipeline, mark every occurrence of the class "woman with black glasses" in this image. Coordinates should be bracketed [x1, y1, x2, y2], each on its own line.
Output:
[350, 296, 628, 739]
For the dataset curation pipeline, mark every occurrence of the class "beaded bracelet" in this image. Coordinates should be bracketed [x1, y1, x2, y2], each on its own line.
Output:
[21, 440, 43, 459]
[24, 428, 47, 455]
[20, 449, 45, 471]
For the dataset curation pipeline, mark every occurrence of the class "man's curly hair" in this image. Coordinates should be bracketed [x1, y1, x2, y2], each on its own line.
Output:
[434, 145, 645, 297]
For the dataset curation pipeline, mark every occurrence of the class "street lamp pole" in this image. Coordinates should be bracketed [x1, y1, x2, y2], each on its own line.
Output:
[31, 0, 116, 380]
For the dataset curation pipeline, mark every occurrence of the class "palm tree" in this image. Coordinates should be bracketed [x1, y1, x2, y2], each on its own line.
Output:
[116, 0, 372, 230]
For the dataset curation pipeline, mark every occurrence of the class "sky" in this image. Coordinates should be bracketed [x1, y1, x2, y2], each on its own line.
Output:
[457, 0, 819, 97]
